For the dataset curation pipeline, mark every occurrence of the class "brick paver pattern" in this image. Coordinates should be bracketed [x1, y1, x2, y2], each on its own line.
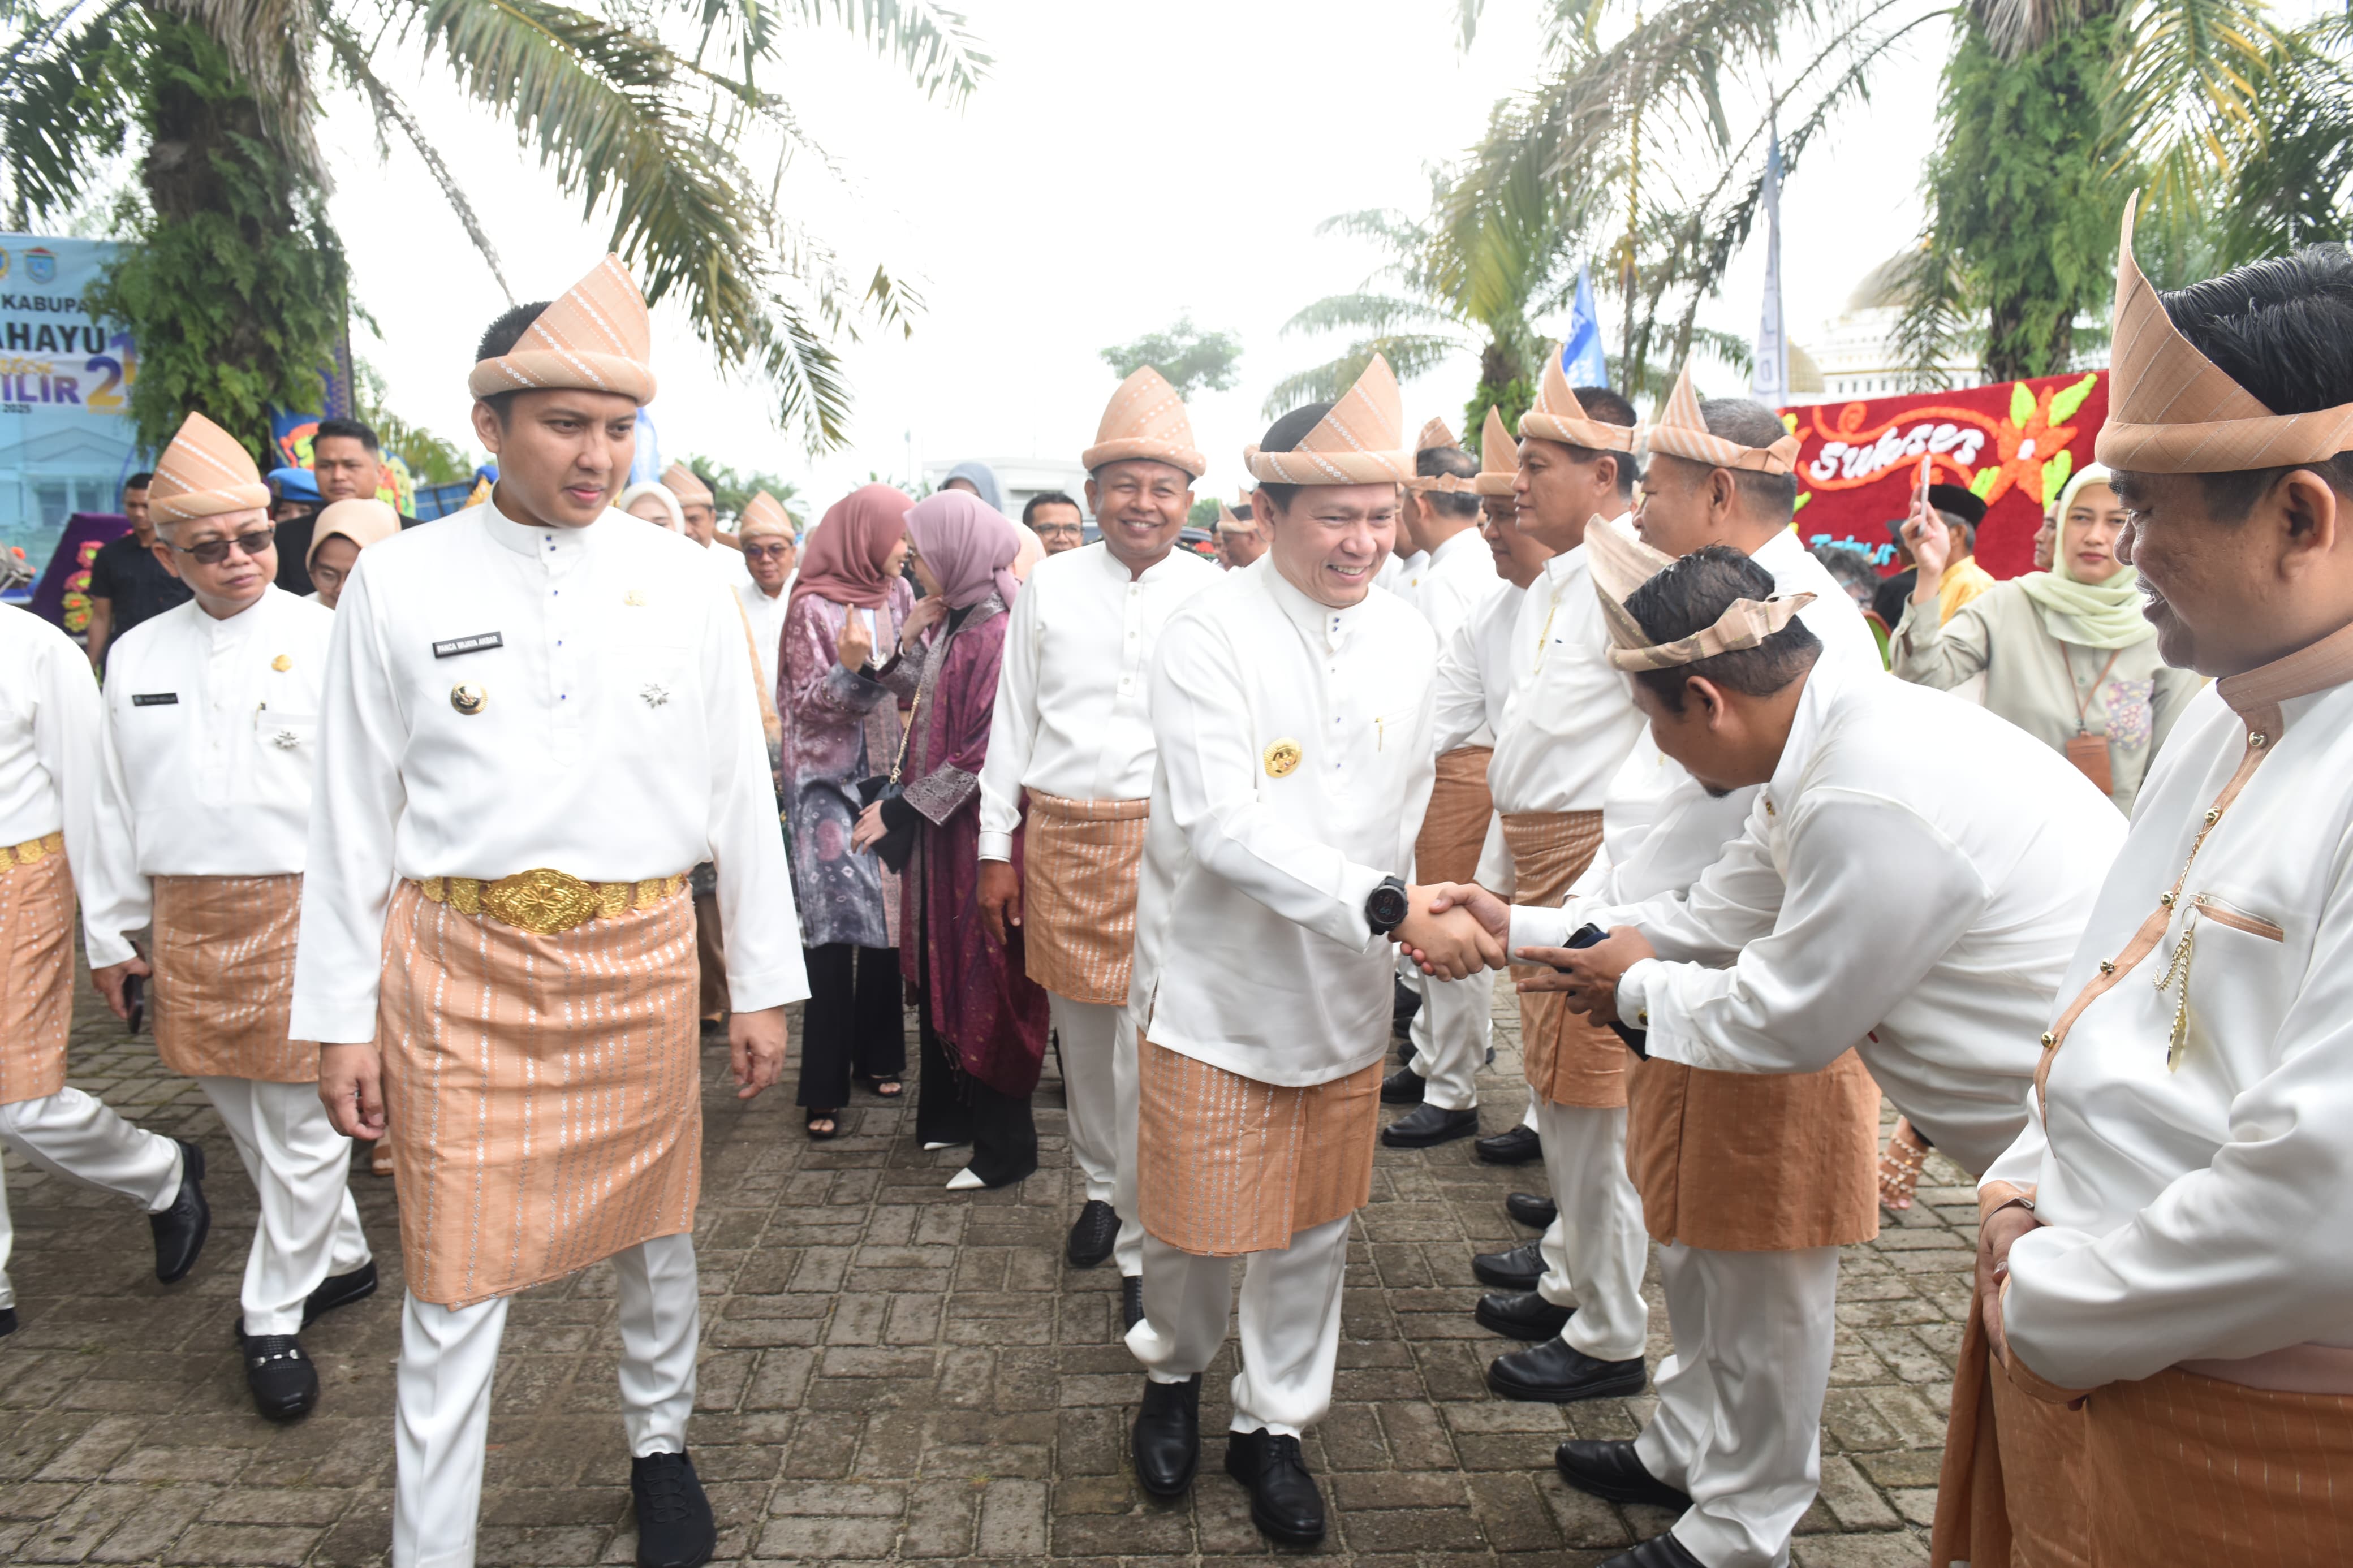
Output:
[2, 964, 1969, 1566]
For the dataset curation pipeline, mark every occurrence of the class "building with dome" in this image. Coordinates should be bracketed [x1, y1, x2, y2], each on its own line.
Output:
[1786, 252, 1983, 404]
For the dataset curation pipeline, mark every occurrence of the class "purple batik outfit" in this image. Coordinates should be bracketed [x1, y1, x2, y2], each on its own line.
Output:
[779, 581, 913, 951]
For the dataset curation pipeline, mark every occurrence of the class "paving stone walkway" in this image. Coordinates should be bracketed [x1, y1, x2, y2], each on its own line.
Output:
[2, 962, 1974, 1566]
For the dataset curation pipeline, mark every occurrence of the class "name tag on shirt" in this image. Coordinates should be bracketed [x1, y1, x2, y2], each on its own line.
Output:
[432, 632, 503, 659]
[131, 692, 178, 706]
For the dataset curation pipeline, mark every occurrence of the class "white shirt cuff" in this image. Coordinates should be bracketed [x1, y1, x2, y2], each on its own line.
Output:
[976, 831, 1013, 863]
[1617, 958, 1662, 1033]
[83, 929, 138, 969]
[290, 999, 380, 1047]
[1509, 903, 1576, 954]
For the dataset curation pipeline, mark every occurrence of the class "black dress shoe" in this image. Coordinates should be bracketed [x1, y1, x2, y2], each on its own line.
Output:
[1506, 1191, 1557, 1229]
[0, 1305, 16, 1337]
[302, 1260, 378, 1328]
[1596, 1529, 1707, 1567]
[1131, 1375, 1200, 1496]
[1471, 1240, 1545, 1290]
[151, 1138, 209, 1284]
[238, 1329, 319, 1420]
[1067, 1200, 1119, 1267]
[1554, 1439, 1693, 1510]
[1475, 1125, 1543, 1165]
[631, 1450, 717, 1568]
[1224, 1427, 1325, 1545]
[1488, 1338, 1648, 1403]
[1391, 978, 1423, 1033]
[698, 1018, 727, 1042]
[1121, 1276, 1145, 1333]
[1475, 1290, 1573, 1341]
[1383, 1103, 1479, 1148]
[1380, 1064, 1426, 1105]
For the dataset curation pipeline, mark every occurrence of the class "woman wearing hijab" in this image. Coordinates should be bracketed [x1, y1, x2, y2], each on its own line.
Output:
[852, 491, 1049, 1191]
[939, 460, 1004, 514]
[305, 499, 399, 611]
[781, 485, 917, 1139]
[616, 481, 686, 532]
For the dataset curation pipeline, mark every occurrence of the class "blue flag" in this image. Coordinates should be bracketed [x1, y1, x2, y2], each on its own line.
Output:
[1562, 265, 1609, 386]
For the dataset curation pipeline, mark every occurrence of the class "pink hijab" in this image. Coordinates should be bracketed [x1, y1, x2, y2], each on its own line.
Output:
[906, 490, 1023, 610]
[789, 483, 913, 615]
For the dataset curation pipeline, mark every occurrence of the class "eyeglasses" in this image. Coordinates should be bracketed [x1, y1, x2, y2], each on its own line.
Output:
[1033, 524, 1083, 539]
[169, 529, 275, 566]
[743, 542, 795, 560]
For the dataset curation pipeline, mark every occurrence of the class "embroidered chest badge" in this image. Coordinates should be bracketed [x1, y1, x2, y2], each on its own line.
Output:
[450, 682, 488, 715]
[270, 728, 300, 749]
[1263, 738, 1303, 778]
[640, 680, 672, 709]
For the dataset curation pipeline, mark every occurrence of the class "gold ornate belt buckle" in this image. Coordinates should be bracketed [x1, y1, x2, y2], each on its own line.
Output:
[482, 867, 600, 935]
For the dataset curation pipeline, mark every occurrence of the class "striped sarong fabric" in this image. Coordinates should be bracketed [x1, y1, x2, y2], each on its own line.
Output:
[1932, 1279, 2093, 1568]
[1020, 791, 1150, 1006]
[152, 873, 315, 1083]
[1497, 810, 1628, 1109]
[0, 851, 74, 1106]
[1135, 1039, 1381, 1257]
[1413, 746, 1493, 887]
[377, 878, 700, 1308]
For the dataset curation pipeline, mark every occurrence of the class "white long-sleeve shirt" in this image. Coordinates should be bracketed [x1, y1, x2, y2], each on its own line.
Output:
[0, 604, 102, 887]
[1432, 578, 1525, 755]
[1516, 656, 2124, 1176]
[83, 588, 334, 966]
[1990, 637, 2353, 1389]
[1129, 565, 1438, 1086]
[290, 503, 807, 1044]
[1409, 525, 1499, 644]
[736, 577, 791, 703]
[1486, 524, 1647, 814]
[975, 541, 1220, 861]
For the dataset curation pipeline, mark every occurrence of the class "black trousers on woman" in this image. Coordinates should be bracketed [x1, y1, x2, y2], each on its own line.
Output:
[912, 993, 1037, 1189]
[795, 943, 906, 1109]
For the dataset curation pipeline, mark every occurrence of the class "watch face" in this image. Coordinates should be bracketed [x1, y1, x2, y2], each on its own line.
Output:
[1369, 883, 1410, 928]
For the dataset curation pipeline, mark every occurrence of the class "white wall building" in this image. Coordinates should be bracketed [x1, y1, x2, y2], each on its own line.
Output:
[921, 457, 1094, 522]
[1785, 253, 1982, 404]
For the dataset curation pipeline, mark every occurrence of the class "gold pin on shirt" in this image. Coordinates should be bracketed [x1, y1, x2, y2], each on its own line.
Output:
[624, 589, 646, 607]
[1264, 738, 1302, 777]
[271, 654, 291, 672]
[450, 682, 488, 715]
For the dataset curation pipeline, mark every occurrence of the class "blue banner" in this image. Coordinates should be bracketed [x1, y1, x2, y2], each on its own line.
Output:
[1562, 266, 1609, 387]
[0, 235, 139, 585]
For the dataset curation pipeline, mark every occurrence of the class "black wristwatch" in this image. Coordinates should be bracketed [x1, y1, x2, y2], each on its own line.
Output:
[1365, 876, 1410, 937]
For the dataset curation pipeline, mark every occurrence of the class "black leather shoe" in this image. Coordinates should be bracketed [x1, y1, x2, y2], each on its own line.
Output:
[1391, 978, 1422, 1035]
[301, 1260, 378, 1328]
[1475, 1125, 1543, 1165]
[1555, 1439, 1693, 1510]
[1471, 1241, 1545, 1290]
[698, 1018, 727, 1042]
[1067, 1200, 1119, 1267]
[1506, 1191, 1557, 1229]
[238, 1329, 319, 1420]
[1121, 1276, 1145, 1333]
[1131, 1375, 1200, 1497]
[151, 1138, 209, 1284]
[1475, 1290, 1573, 1341]
[631, 1450, 717, 1568]
[1380, 1064, 1426, 1105]
[1383, 1103, 1479, 1148]
[0, 1305, 16, 1337]
[1224, 1427, 1325, 1545]
[1595, 1528, 1707, 1567]
[1488, 1338, 1648, 1403]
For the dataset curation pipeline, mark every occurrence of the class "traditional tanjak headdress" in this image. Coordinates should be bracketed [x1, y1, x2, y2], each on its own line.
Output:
[1519, 342, 1638, 452]
[150, 412, 270, 523]
[1587, 516, 1812, 671]
[738, 490, 795, 539]
[2096, 192, 2353, 472]
[468, 255, 656, 405]
[661, 463, 714, 508]
[1474, 407, 1518, 496]
[1643, 364, 1800, 473]
[1083, 366, 1206, 477]
[1246, 355, 1417, 483]
[1406, 414, 1483, 494]
[1215, 499, 1242, 530]
[1416, 417, 1458, 452]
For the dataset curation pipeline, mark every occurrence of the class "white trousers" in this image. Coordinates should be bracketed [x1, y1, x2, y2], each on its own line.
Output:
[196, 1077, 372, 1336]
[1533, 1100, 1649, 1361]
[1127, 1212, 1351, 1437]
[1636, 1242, 1841, 1568]
[0, 1087, 184, 1309]
[1055, 994, 1144, 1276]
[393, 1232, 699, 1568]
[1407, 969, 1493, 1112]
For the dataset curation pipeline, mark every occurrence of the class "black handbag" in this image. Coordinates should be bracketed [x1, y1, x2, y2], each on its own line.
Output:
[853, 702, 919, 872]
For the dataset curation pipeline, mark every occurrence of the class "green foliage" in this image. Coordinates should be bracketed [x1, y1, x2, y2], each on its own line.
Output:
[1462, 376, 1532, 455]
[351, 358, 472, 483]
[79, 12, 349, 460]
[1099, 316, 1243, 401]
[684, 456, 807, 530]
[1187, 496, 1222, 529]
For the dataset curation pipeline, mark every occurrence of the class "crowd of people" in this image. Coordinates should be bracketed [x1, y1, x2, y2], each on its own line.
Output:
[0, 199, 2348, 1568]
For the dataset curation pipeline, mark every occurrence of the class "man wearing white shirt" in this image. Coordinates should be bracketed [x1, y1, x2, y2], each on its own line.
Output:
[1123, 356, 1488, 1545]
[1940, 209, 2353, 1564]
[0, 603, 211, 1341]
[733, 489, 798, 699]
[83, 412, 374, 1422]
[975, 368, 1219, 1321]
[298, 258, 806, 1568]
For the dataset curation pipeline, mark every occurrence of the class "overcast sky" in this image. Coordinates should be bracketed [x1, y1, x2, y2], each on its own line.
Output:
[321, 0, 1949, 509]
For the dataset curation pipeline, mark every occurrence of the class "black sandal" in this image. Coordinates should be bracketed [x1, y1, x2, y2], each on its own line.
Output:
[806, 1111, 840, 1141]
[859, 1076, 904, 1099]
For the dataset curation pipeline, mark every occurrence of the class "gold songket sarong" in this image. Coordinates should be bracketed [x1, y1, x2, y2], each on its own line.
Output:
[1932, 1281, 2093, 1568]
[1414, 746, 1493, 887]
[0, 839, 74, 1106]
[152, 872, 314, 1083]
[1020, 791, 1150, 1006]
[1497, 810, 1627, 1109]
[1136, 1038, 1381, 1256]
[378, 875, 699, 1308]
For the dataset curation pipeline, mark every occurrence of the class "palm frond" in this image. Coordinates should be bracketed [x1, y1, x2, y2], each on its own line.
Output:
[1281, 292, 1461, 339]
[0, 0, 133, 221]
[149, 0, 322, 180]
[2104, 0, 2284, 233]
[1261, 335, 1464, 418]
[774, 0, 986, 101]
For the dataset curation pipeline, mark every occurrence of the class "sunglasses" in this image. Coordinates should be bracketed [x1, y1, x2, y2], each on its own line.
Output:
[743, 542, 795, 560]
[170, 528, 275, 566]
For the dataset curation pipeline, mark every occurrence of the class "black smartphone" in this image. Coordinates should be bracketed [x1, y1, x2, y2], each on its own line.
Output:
[123, 973, 145, 1035]
[1559, 925, 1648, 1057]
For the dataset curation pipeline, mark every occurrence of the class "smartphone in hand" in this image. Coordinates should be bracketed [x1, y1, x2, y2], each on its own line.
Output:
[1557, 924, 1649, 1057]
[123, 973, 144, 1035]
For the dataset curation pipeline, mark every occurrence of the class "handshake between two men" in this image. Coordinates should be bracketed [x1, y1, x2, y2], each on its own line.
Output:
[1391, 884, 1656, 1028]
